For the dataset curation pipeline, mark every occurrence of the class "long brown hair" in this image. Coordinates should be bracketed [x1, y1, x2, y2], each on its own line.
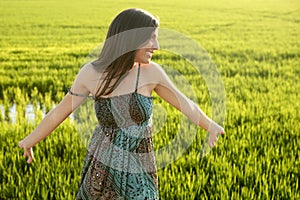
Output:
[91, 8, 159, 97]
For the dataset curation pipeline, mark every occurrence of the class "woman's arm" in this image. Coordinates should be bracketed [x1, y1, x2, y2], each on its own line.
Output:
[18, 65, 91, 163]
[151, 63, 224, 147]
[19, 93, 84, 147]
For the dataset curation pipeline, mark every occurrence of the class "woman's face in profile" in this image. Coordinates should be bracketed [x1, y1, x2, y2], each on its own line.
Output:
[135, 28, 159, 64]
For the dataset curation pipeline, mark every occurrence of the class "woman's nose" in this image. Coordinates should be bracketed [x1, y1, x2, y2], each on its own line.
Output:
[152, 38, 160, 50]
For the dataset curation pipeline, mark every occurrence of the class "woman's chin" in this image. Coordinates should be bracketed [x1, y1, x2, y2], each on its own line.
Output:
[136, 59, 151, 64]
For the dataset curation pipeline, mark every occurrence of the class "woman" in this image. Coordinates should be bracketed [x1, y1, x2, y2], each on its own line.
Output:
[19, 8, 224, 199]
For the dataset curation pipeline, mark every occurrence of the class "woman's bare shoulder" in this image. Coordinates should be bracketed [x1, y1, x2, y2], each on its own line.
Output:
[77, 63, 101, 79]
[79, 63, 97, 74]
[140, 62, 168, 86]
[141, 61, 163, 73]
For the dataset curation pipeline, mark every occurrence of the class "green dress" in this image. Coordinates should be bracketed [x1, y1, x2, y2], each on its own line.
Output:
[73, 66, 159, 199]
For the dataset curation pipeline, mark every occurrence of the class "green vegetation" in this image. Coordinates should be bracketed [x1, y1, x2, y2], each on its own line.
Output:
[0, 0, 299, 199]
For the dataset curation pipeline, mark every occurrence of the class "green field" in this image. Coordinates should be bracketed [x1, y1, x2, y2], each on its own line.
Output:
[1, 0, 299, 199]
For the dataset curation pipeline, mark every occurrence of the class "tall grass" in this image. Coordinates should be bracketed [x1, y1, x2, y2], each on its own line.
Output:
[0, 0, 299, 199]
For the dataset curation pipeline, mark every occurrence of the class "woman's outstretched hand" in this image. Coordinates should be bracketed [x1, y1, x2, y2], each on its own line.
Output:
[207, 121, 225, 147]
[18, 140, 34, 164]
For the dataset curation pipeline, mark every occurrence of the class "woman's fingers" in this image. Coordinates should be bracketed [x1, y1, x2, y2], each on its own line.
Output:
[24, 148, 34, 163]
[27, 156, 33, 163]
[209, 130, 223, 147]
[19, 141, 34, 163]
[207, 121, 225, 147]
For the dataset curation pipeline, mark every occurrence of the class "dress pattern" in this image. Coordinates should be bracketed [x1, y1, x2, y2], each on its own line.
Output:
[72, 66, 159, 200]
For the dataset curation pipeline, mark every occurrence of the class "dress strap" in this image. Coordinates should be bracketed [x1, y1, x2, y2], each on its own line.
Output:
[68, 88, 95, 99]
[134, 63, 140, 93]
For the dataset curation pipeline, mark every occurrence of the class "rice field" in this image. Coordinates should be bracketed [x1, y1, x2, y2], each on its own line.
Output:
[0, 0, 299, 199]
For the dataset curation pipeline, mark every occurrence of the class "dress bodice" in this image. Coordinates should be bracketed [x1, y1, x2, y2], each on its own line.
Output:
[94, 92, 153, 128]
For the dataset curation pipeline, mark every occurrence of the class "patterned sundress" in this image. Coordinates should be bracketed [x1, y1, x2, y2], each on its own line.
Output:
[72, 65, 159, 199]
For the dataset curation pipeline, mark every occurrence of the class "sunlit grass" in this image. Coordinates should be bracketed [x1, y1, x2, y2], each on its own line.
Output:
[0, 0, 299, 199]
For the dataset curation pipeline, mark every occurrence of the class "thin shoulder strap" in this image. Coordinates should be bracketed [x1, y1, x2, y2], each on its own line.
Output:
[134, 63, 140, 92]
[68, 88, 95, 99]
